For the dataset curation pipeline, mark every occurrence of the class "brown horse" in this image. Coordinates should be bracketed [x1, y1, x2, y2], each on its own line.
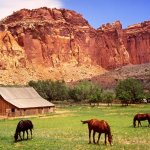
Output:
[81, 119, 113, 145]
[133, 113, 150, 127]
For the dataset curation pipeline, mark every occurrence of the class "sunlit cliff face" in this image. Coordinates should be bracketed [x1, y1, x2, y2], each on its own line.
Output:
[0, 7, 150, 85]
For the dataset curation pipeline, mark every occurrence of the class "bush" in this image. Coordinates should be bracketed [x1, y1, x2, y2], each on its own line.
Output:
[69, 81, 103, 102]
[103, 91, 115, 106]
[28, 80, 69, 101]
[115, 78, 144, 105]
[28, 80, 51, 99]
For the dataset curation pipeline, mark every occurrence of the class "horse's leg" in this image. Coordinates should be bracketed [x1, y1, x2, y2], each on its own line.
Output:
[104, 133, 107, 145]
[23, 131, 25, 140]
[30, 129, 32, 138]
[26, 130, 29, 139]
[138, 120, 140, 127]
[93, 131, 96, 144]
[139, 121, 142, 127]
[148, 120, 150, 127]
[18, 132, 22, 140]
[88, 129, 92, 144]
[97, 133, 101, 144]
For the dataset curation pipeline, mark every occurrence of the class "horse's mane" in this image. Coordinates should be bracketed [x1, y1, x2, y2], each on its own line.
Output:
[104, 121, 111, 135]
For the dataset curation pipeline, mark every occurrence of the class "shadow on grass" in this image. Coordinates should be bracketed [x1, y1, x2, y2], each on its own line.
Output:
[14, 138, 33, 143]
[128, 125, 149, 128]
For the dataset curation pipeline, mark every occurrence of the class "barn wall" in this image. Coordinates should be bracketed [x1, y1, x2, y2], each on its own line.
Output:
[14, 107, 55, 117]
[0, 95, 55, 117]
[0, 96, 16, 116]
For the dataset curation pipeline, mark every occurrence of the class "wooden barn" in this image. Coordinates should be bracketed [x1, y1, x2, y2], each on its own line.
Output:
[0, 87, 55, 117]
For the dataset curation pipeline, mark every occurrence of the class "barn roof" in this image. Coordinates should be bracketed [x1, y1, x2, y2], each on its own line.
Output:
[0, 87, 54, 109]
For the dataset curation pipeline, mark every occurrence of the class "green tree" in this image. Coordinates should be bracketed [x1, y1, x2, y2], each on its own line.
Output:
[115, 78, 144, 105]
[69, 81, 103, 102]
[103, 91, 115, 106]
[28, 80, 51, 99]
[28, 80, 69, 101]
[88, 86, 103, 104]
[49, 80, 69, 101]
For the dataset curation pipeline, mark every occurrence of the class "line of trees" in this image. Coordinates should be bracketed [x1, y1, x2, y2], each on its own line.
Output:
[28, 80, 114, 105]
[28, 78, 147, 105]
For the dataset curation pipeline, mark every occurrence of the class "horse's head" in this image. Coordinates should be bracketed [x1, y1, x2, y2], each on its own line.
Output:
[133, 122, 136, 128]
[133, 118, 136, 128]
[14, 133, 18, 142]
[108, 134, 113, 146]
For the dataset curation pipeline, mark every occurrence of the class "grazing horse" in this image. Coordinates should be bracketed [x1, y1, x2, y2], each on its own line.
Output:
[81, 119, 113, 145]
[133, 113, 150, 127]
[14, 120, 33, 142]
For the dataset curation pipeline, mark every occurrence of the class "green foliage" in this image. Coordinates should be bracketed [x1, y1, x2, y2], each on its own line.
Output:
[28, 80, 69, 101]
[50, 80, 69, 101]
[69, 81, 103, 102]
[115, 78, 144, 105]
[69, 81, 92, 102]
[28, 80, 114, 103]
[143, 92, 150, 103]
[28, 80, 50, 99]
[103, 91, 115, 106]
[88, 86, 103, 103]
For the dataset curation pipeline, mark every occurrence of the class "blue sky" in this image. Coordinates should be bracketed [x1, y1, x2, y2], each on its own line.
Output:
[62, 0, 150, 28]
[0, 0, 149, 29]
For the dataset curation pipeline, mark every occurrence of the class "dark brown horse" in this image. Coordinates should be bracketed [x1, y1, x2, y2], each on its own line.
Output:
[133, 113, 150, 127]
[81, 119, 113, 145]
[14, 120, 33, 142]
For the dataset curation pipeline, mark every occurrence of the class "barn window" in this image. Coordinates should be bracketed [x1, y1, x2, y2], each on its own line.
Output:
[11, 108, 15, 112]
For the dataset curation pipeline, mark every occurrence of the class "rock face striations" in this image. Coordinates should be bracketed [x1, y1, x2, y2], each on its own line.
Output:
[124, 21, 150, 64]
[0, 8, 92, 68]
[0, 31, 26, 70]
[0, 7, 150, 84]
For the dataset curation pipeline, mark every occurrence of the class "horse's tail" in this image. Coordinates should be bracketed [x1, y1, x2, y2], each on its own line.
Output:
[81, 120, 91, 124]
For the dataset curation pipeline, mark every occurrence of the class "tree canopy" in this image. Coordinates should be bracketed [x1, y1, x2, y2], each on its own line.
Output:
[115, 78, 144, 105]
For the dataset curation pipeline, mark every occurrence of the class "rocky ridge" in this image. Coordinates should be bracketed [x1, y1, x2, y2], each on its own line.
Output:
[0, 7, 150, 85]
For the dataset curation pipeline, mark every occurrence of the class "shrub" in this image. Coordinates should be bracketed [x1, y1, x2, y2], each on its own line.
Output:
[115, 78, 144, 105]
[69, 81, 103, 102]
[28, 80, 69, 101]
[103, 91, 115, 106]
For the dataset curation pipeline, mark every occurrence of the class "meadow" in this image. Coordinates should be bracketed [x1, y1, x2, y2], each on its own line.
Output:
[0, 104, 150, 150]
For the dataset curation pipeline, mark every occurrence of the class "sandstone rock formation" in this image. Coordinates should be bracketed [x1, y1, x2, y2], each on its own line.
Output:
[0, 7, 149, 85]
[94, 21, 130, 69]
[124, 21, 150, 64]
[0, 31, 26, 70]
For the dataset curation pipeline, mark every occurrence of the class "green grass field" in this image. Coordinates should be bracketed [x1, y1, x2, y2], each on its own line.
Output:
[0, 104, 150, 150]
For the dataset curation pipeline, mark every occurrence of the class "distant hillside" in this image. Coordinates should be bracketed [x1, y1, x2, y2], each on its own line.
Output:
[90, 63, 150, 89]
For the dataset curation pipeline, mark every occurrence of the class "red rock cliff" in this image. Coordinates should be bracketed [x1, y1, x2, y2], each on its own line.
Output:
[93, 21, 130, 69]
[0, 7, 150, 84]
[0, 8, 93, 68]
[124, 21, 150, 64]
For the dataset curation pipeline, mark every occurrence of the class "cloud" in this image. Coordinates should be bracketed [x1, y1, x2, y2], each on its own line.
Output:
[0, 0, 63, 19]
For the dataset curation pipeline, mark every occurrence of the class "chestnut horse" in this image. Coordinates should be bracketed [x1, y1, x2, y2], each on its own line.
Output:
[133, 113, 150, 127]
[81, 119, 113, 145]
[14, 120, 33, 142]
